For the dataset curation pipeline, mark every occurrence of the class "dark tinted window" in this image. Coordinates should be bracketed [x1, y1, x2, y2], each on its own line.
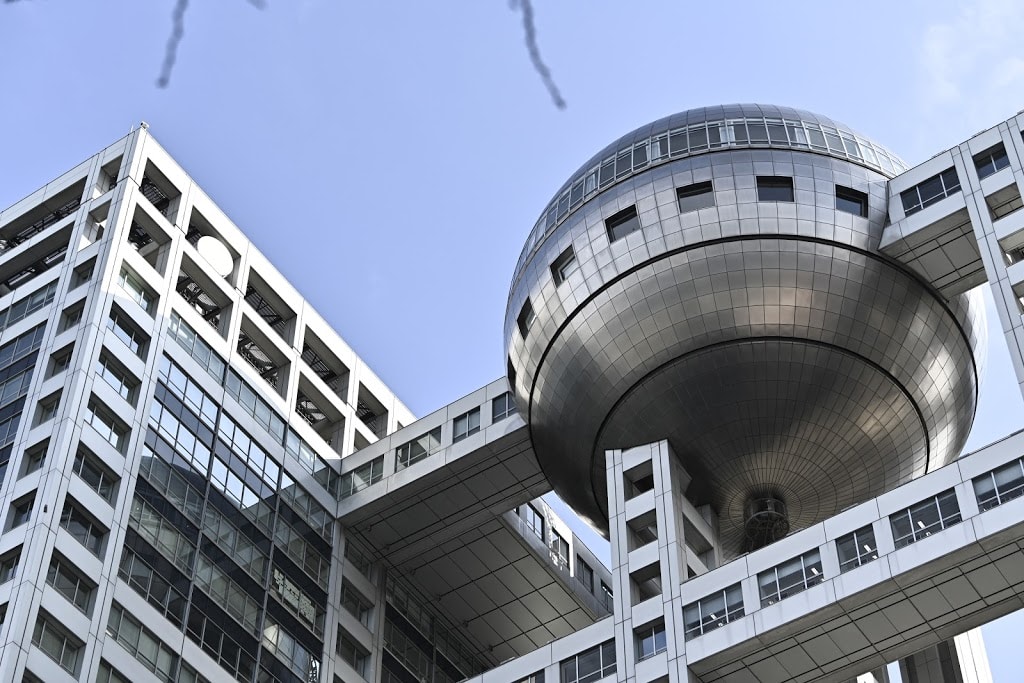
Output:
[756, 176, 794, 202]
[835, 185, 869, 217]
[606, 206, 641, 242]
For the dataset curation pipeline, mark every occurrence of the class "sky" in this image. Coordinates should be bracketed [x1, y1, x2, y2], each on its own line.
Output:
[1, 0, 1023, 679]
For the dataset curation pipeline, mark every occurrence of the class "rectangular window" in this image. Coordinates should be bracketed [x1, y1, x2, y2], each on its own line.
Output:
[97, 661, 132, 683]
[835, 185, 869, 217]
[551, 529, 569, 569]
[551, 245, 577, 285]
[453, 407, 480, 443]
[8, 494, 34, 529]
[756, 176, 794, 202]
[524, 503, 544, 540]
[974, 457, 1024, 511]
[96, 352, 140, 404]
[606, 205, 641, 242]
[118, 267, 157, 315]
[517, 298, 536, 338]
[107, 601, 183, 683]
[46, 344, 73, 378]
[60, 501, 107, 556]
[758, 549, 824, 606]
[835, 525, 878, 573]
[682, 583, 745, 640]
[396, 426, 442, 469]
[890, 489, 962, 548]
[33, 611, 84, 675]
[0, 546, 20, 583]
[337, 628, 369, 676]
[20, 440, 48, 477]
[560, 639, 616, 683]
[600, 582, 614, 611]
[974, 143, 1010, 180]
[338, 456, 384, 499]
[86, 399, 128, 452]
[46, 554, 95, 613]
[492, 392, 516, 423]
[676, 181, 715, 213]
[107, 308, 148, 358]
[340, 581, 372, 627]
[577, 556, 594, 592]
[73, 447, 119, 503]
[635, 621, 667, 660]
[34, 391, 60, 425]
[900, 167, 961, 216]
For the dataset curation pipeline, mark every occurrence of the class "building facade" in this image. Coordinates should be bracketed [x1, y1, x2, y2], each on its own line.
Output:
[0, 104, 1022, 683]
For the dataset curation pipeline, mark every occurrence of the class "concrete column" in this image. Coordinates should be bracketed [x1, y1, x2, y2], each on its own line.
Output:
[899, 629, 993, 683]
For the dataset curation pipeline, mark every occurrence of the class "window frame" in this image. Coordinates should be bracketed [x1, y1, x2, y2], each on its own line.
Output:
[835, 525, 878, 573]
[676, 180, 715, 213]
[682, 583, 745, 640]
[835, 185, 869, 217]
[756, 176, 795, 202]
[890, 489, 962, 548]
[758, 549, 825, 606]
[605, 205, 642, 242]
[452, 407, 481, 443]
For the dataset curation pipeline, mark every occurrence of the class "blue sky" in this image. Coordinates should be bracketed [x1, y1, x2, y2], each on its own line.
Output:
[2, 0, 1023, 679]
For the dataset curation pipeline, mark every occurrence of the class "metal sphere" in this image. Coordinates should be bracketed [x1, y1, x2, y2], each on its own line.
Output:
[505, 104, 985, 557]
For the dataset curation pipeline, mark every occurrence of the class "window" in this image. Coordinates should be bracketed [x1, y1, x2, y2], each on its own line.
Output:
[516, 672, 545, 683]
[396, 426, 442, 469]
[107, 308, 148, 358]
[97, 660, 132, 683]
[46, 344, 73, 378]
[86, 399, 128, 452]
[551, 245, 577, 285]
[0, 546, 20, 583]
[453, 407, 480, 442]
[606, 205, 641, 242]
[118, 267, 157, 315]
[46, 555, 95, 613]
[900, 167, 961, 215]
[974, 143, 1010, 179]
[836, 525, 878, 573]
[96, 352, 140, 404]
[835, 185, 869, 217]
[975, 457, 1024, 511]
[524, 503, 544, 540]
[118, 546, 188, 628]
[635, 621, 667, 660]
[577, 556, 594, 592]
[677, 181, 715, 213]
[340, 581, 372, 627]
[34, 391, 60, 425]
[59, 302, 84, 332]
[71, 259, 95, 288]
[107, 601, 184, 683]
[33, 611, 84, 675]
[60, 501, 107, 556]
[492, 392, 515, 422]
[551, 529, 569, 568]
[890, 489, 962, 548]
[20, 440, 48, 476]
[517, 298, 536, 338]
[337, 628, 369, 676]
[758, 549, 824, 606]
[338, 456, 384, 499]
[682, 583, 745, 640]
[756, 176, 794, 202]
[73, 447, 119, 503]
[560, 639, 616, 683]
[600, 582, 614, 611]
[8, 494, 34, 529]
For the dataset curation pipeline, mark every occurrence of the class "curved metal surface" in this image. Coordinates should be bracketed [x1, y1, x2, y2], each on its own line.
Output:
[505, 106, 984, 554]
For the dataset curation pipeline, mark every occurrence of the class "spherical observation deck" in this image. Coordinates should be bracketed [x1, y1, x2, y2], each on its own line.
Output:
[505, 104, 985, 557]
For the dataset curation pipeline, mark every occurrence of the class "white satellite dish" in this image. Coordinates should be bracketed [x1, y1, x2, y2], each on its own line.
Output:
[196, 236, 233, 278]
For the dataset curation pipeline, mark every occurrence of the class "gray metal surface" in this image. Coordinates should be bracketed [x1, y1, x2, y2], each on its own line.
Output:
[505, 105, 985, 556]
